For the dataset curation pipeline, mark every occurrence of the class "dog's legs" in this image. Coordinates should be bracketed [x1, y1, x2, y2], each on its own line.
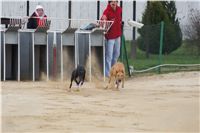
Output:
[113, 77, 119, 91]
[116, 81, 119, 89]
[105, 76, 111, 89]
[108, 76, 112, 83]
[106, 75, 114, 89]
[69, 82, 72, 88]
[78, 81, 83, 88]
[105, 85, 109, 89]
[69, 81, 73, 92]
[75, 79, 79, 86]
[122, 77, 125, 88]
[109, 76, 115, 90]
[81, 74, 85, 86]
[69, 78, 73, 89]
[75, 79, 81, 91]
[78, 83, 80, 90]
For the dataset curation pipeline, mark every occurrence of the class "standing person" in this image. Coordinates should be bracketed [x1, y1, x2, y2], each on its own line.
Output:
[27, 5, 47, 80]
[27, 5, 47, 29]
[101, 0, 122, 77]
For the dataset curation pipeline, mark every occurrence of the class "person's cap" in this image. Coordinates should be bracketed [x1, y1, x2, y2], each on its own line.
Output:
[36, 5, 43, 10]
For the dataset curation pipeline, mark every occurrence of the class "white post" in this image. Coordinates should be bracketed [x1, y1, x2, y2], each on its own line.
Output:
[103, 36, 105, 82]
[46, 33, 49, 81]
[75, 32, 78, 68]
[0, 31, 1, 81]
[32, 32, 35, 81]
[61, 33, 63, 81]
[18, 32, 20, 81]
[89, 34, 91, 82]
[3, 32, 6, 81]
[74, 33, 76, 68]
[77, 32, 79, 66]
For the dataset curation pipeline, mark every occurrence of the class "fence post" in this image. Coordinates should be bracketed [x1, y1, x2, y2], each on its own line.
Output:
[158, 21, 164, 73]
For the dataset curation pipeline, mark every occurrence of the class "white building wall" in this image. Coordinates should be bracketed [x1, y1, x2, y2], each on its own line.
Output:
[1, 1, 27, 17]
[1, 0, 200, 40]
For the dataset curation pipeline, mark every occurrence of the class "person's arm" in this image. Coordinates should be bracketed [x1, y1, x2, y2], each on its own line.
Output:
[101, 15, 107, 20]
[27, 18, 33, 29]
[99, 8, 108, 28]
[101, 8, 108, 20]
[27, 13, 37, 29]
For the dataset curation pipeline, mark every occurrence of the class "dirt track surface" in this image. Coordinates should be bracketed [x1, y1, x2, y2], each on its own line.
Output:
[1, 71, 200, 132]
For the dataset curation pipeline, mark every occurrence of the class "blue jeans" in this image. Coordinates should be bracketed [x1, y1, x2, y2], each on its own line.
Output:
[105, 37, 121, 77]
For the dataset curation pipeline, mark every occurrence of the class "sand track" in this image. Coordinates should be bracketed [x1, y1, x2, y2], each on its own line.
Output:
[1, 71, 200, 132]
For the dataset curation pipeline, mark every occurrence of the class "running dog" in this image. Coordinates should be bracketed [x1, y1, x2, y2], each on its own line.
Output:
[106, 62, 125, 90]
[69, 65, 86, 91]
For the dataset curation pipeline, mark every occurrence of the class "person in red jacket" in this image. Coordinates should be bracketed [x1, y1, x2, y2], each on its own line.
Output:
[101, 0, 122, 77]
[27, 5, 47, 29]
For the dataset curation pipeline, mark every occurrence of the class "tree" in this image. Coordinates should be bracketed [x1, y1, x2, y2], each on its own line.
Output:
[161, 1, 182, 54]
[137, 1, 182, 56]
[161, 1, 177, 24]
[184, 9, 200, 55]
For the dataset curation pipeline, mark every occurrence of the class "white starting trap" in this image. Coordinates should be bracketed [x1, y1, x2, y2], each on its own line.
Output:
[1, 17, 113, 82]
[31, 20, 51, 81]
[1, 17, 52, 81]
[18, 18, 51, 81]
[75, 20, 113, 82]
[1, 18, 24, 81]
[55, 19, 113, 82]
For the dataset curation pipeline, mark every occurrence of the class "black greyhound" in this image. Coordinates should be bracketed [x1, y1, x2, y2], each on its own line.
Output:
[69, 65, 86, 89]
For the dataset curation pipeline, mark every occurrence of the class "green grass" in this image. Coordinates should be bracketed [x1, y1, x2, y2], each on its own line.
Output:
[121, 41, 200, 73]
